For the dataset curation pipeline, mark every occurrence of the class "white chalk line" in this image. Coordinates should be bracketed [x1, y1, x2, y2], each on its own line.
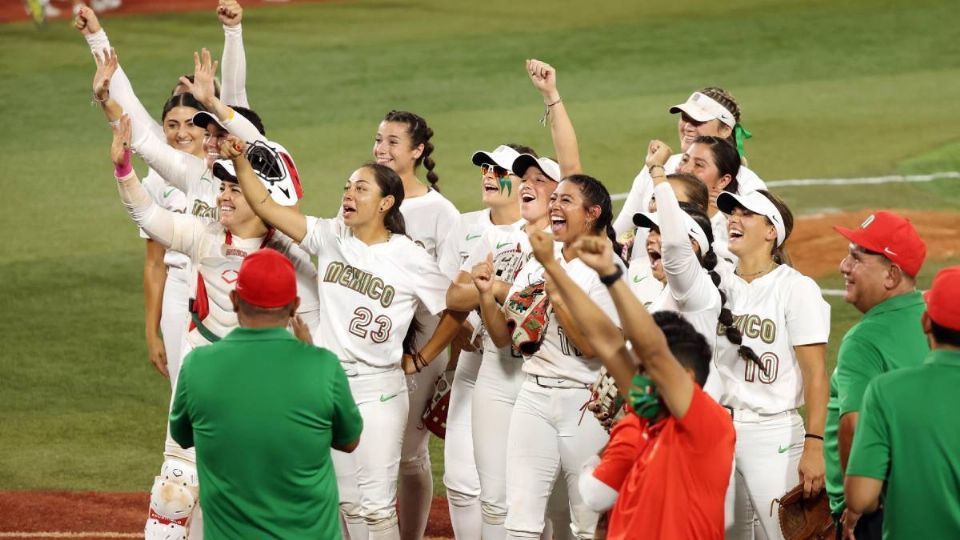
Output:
[610, 171, 959, 201]
[0, 534, 140, 538]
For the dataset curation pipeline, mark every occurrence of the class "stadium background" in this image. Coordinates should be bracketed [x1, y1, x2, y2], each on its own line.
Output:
[1, 0, 958, 536]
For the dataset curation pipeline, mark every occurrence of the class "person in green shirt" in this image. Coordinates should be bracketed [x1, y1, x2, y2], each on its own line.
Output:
[846, 266, 960, 540]
[170, 248, 363, 539]
[824, 211, 928, 539]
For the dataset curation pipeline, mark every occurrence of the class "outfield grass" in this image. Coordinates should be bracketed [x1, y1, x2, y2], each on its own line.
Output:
[1, 0, 958, 494]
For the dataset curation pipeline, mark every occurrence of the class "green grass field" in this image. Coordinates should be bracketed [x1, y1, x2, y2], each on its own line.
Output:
[1, 0, 959, 495]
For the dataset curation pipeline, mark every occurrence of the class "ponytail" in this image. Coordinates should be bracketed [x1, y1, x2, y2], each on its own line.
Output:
[364, 162, 407, 235]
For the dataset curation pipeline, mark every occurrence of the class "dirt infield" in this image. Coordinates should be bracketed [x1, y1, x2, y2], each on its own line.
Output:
[790, 209, 959, 279]
[0, 0, 329, 24]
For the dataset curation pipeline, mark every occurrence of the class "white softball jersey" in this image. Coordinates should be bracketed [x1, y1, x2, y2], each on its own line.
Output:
[399, 188, 460, 262]
[300, 217, 451, 375]
[140, 170, 190, 276]
[507, 246, 623, 386]
[714, 265, 830, 414]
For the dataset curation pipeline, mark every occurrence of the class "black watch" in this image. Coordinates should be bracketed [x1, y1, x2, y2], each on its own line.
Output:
[599, 266, 624, 287]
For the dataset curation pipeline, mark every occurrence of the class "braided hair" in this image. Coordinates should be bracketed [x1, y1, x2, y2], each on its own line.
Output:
[685, 207, 767, 376]
[700, 87, 740, 140]
[383, 110, 439, 191]
[563, 174, 626, 265]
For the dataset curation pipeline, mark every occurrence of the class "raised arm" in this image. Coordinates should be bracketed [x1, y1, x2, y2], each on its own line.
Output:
[76, 6, 163, 141]
[611, 169, 653, 237]
[219, 136, 307, 241]
[181, 49, 265, 145]
[527, 59, 581, 177]
[576, 236, 697, 418]
[217, 0, 249, 108]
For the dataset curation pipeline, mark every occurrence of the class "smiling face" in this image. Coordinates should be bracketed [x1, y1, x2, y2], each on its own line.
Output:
[341, 166, 392, 229]
[549, 180, 599, 244]
[645, 228, 666, 283]
[479, 164, 520, 209]
[217, 181, 258, 230]
[839, 243, 895, 313]
[727, 206, 777, 258]
[519, 167, 558, 222]
[373, 121, 422, 176]
[676, 113, 731, 152]
[203, 123, 229, 165]
[678, 142, 733, 207]
[163, 106, 206, 158]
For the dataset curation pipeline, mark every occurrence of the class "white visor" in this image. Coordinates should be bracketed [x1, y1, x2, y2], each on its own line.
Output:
[669, 92, 736, 128]
[471, 145, 521, 173]
[193, 111, 229, 133]
[633, 211, 711, 253]
[512, 154, 562, 182]
[717, 191, 786, 247]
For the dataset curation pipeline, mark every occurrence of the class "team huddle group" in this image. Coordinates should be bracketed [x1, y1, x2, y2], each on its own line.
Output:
[74, 1, 960, 539]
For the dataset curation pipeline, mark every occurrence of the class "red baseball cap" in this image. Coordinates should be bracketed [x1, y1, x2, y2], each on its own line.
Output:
[235, 248, 297, 308]
[832, 211, 926, 277]
[925, 266, 960, 332]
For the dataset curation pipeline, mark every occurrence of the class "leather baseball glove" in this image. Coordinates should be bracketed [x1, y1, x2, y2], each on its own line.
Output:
[774, 483, 835, 540]
[422, 369, 454, 439]
[586, 367, 626, 432]
[504, 280, 551, 355]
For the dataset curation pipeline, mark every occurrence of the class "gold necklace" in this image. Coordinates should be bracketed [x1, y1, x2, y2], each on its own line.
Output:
[736, 260, 777, 279]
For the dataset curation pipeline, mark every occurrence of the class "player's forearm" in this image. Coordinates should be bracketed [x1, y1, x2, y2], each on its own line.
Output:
[545, 98, 582, 177]
[551, 295, 597, 359]
[117, 172, 176, 249]
[838, 412, 859, 472]
[446, 280, 480, 311]
[234, 155, 307, 241]
[97, 96, 124, 124]
[479, 291, 510, 348]
[220, 24, 249, 108]
[130, 127, 200, 194]
[143, 239, 167, 338]
[797, 345, 829, 436]
[607, 278, 670, 367]
[420, 310, 469, 364]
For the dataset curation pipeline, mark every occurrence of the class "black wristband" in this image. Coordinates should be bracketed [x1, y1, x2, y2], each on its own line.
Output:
[599, 266, 624, 287]
[804, 433, 824, 441]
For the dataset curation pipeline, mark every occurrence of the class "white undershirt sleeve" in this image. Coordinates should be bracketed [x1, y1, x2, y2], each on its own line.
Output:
[219, 24, 249, 108]
[612, 168, 652, 237]
[117, 171, 200, 257]
[578, 455, 619, 512]
[656, 182, 714, 311]
[84, 30, 163, 142]
[130, 121, 207, 195]
[222, 110, 267, 145]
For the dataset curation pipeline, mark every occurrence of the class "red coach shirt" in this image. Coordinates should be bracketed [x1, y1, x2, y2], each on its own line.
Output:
[603, 385, 735, 540]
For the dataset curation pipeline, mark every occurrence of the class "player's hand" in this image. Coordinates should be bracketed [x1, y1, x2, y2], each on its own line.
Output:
[528, 229, 556, 264]
[74, 5, 102, 35]
[645, 139, 672, 170]
[217, 0, 243, 27]
[218, 135, 246, 160]
[291, 315, 313, 344]
[179, 49, 219, 108]
[543, 274, 564, 309]
[471, 254, 495, 294]
[840, 508, 861, 540]
[798, 441, 826, 498]
[92, 47, 119, 103]
[401, 354, 418, 375]
[526, 59, 560, 103]
[574, 236, 618, 276]
[146, 333, 170, 378]
[110, 114, 132, 166]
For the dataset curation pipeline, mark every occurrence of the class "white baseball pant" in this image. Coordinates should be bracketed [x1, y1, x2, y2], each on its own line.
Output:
[504, 376, 608, 539]
[444, 348, 482, 539]
[334, 369, 410, 540]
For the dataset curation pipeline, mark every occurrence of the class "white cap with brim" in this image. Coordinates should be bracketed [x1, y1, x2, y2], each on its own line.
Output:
[512, 154, 562, 183]
[633, 211, 711, 253]
[717, 191, 786, 247]
[669, 92, 736, 128]
[471, 145, 521, 173]
[193, 111, 228, 132]
[212, 158, 299, 207]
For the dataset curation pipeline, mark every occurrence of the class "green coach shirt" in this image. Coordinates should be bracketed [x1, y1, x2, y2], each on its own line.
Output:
[170, 326, 363, 540]
[824, 291, 928, 513]
[847, 349, 960, 539]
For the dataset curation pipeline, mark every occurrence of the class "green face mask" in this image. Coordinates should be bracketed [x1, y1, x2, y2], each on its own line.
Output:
[628, 373, 662, 421]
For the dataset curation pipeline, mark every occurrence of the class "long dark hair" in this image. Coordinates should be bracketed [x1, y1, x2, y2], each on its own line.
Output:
[160, 93, 206, 122]
[758, 189, 794, 266]
[692, 135, 741, 194]
[363, 162, 406, 235]
[666, 173, 709, 213]
[563, 174, 625, 265]
[383, 110, 439, 190]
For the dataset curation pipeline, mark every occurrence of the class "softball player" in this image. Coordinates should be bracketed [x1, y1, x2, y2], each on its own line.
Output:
[225, 137, 464, 540]
[712, 189, 830, 540]
[431, 144, 527, 539]
[108, 118, 319, 540]
[369, 110, 461, 540]
[472, 174, 621, 539]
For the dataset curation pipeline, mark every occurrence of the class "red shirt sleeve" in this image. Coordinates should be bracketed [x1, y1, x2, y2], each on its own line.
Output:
[593, 413, 646, 490]
[677, 385, 735, 453]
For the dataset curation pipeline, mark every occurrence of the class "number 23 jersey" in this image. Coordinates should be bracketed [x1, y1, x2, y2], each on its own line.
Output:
[714, 264, 830, 414]
[301, 216, 450, 374]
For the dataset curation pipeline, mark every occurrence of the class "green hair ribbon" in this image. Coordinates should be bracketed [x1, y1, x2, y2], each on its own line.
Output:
[734, 122, 753, 157]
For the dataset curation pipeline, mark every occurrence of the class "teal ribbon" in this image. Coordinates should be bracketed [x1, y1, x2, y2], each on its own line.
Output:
[734, 122, 753, 157]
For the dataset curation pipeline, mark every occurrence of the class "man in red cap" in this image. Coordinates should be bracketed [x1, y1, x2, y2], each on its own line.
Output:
[845, 266, 960, 539]
[169, 248, 363, 539]
[823, 211, 928, 539]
